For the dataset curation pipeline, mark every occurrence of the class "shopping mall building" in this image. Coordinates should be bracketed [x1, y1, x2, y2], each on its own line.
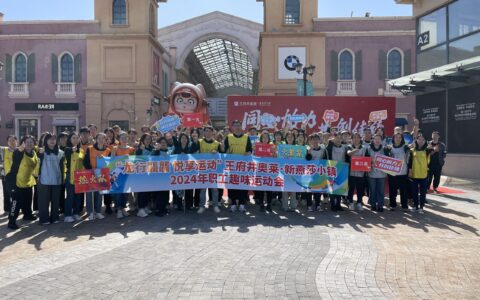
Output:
[392, 0, 480, 178]
[3, 0, 457, 167]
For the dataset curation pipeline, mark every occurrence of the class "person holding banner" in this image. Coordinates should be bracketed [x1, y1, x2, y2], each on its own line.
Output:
[224, 120, 252, 213]
[307, 133, 327, 212]
[173, 132, 193, 211]
[387, 133, 410, 211]
[110, 132, 136, 219]
[408, 135, 433, 214]
[197, 126, 222, 214]
[281, 131, 299, 212]
[7, 136, 39, 230]
[135, 133, 155, 217]
[366, 134, 389, 212]
[152, 137, 171, 217]
[347, 133, 369, 211]
[64, 132, 85, 222]
[254, 130, 275, 212]
[325, 133, 348, 211]
[83, 133, 111, 221]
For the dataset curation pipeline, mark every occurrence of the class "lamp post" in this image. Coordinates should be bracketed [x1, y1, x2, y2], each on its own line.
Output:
[295, 63, 316, 96]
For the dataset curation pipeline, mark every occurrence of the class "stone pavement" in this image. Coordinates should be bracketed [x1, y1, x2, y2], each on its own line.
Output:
[0, 180, 479, 299]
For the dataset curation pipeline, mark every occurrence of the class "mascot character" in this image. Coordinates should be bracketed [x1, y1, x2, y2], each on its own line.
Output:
[168, 82, 210, 123]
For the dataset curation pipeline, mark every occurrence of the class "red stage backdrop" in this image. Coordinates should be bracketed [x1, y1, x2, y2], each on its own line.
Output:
[227, 96, 396, 134]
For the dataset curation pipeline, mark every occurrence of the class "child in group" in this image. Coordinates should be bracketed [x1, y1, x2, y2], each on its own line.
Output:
[135, 133, 155, 217]
[153, 137, 170, 217]
[346, 132, 368, 211]
[367, 134, 389, 212]
[325, 133, 348, 211]
[307, 133, 326, 212]
[387, 133, 410, 211]
[254, 130, 275, 212]
[408, 135, 433, 214]
[64, 132, 85, 222]
[83, 133, 111, 220]
[197, 126, 222, 214]
[1, 135, 18, 215]
[37, 133, 66, 225]
[7, 136, 39, 230]
[110, 132, 136, 219]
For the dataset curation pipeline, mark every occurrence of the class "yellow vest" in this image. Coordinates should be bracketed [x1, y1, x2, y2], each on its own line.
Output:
[226, 134, 248, 155]
[2, 147, 14, 175]
[69, 150, 85, 185]
[199, 139, 220, 154]
[411, 149, 429, 179]
[17, 152, 39, 188]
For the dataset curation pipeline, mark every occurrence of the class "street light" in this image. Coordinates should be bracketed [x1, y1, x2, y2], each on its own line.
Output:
[295, 63, 316, 96]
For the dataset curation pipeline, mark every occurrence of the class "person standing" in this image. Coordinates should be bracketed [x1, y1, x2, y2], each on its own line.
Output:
[224, 120, 252, 213]
[427, 131, 447, 193]
[408, 135, 433, 214]
[1, 135, 18, 215]
[367, 134, 389, 212]
[64, 132, 85, 222]
[346, 133, 368, 211]
[387, 133, 410, 211]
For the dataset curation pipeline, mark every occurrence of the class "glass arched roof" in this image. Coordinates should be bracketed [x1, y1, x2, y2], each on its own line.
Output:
[191, 38, 253, 91]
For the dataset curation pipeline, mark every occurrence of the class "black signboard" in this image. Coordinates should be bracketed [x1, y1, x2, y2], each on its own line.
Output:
[417, 31, 430, 49]
[15, 103, 79, 111]
[416, 90, 446, 140]
[447, 84, 480, 154]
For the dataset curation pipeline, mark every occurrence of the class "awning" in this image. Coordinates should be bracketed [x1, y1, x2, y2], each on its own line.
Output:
[388, 56, 480, 95]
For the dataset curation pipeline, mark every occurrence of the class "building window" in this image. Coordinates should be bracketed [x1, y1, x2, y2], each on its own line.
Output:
[14, 53, 27, 83]
[109, 120, 129, 131]
[339, 50, 354, 80]
[284, 0, 300, 25]
[60, 53, 74, 83]
[387, 49, 403, 79]
[449, 0, 480, 40]
[418, 7, 447, 51]
[112, 0, 127, 25]
[18, 119, 38, 140]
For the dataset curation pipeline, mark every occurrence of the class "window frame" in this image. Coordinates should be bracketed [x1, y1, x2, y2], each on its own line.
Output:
[58, 51, 75, 83]
[338, 49, 355, 81]
[13, 52, 28, 83]
[284, 0, 301, 26]
[387, 48, 404, 80]
[112, 0, 128, 26]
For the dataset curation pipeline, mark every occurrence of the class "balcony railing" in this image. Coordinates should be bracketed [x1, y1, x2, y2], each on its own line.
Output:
[8, 82, 29, 98]
[55, 83, 76, 98]
[336, 80, 357, 96]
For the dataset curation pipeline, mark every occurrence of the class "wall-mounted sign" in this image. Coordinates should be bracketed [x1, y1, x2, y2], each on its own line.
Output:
[278, 47, 306, 80]
[417, 31, 430, 48]
[15, 103, 79, 111]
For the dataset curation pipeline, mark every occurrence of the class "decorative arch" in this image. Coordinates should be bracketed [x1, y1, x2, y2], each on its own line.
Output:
[387, 47, 404, 80]
[58, 51, 74, 83]
[338, 48, 355, 80]
[13, 51, 28, 83]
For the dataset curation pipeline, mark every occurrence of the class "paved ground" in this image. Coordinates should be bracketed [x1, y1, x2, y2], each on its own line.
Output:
[0, 178, 479, 299]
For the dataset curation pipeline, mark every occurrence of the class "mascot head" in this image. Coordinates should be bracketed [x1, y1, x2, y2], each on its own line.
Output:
[168, 82, 209, 123]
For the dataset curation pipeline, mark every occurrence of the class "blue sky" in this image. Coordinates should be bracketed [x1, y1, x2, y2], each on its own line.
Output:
[1, 0, 412, 27]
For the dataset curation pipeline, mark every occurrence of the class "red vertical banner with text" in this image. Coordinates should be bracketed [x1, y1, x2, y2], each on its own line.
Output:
[74, 168, 111, 193]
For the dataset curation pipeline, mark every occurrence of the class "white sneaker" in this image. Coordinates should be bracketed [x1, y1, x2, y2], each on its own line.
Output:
[214, 206, 221, 213]
[308, 206, 314, 212]
[137, 208, 148, 218]
[197, 207, 206, 214]
[88, 213, 95, 221]
[121, 209, 129, 217]
[349, 203, 355, 211]
[96, 213, 105, 219]
[230, 204, 237, 212]
[64, 216, 74, 223]
[239, 205, 246, 212]
[117, 210, 124, 219]
[357, 203, 363, 211]
[144, 207, 152, 214]
[316, 205, 324, 212]
[418, 208, 424, 214]
[73, 214, 82, 221]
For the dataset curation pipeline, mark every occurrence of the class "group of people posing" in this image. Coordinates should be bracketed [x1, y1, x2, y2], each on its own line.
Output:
[0, 119, 447, 231]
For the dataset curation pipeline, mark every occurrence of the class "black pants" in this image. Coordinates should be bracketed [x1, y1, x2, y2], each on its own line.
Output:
[229, 189, 247, 205]
[330, 195, 341, 208]
[59, 184, 66, 213]
[9, 186, 33, 225]
[2, 178, 12, 213]
[38, 184, 61, 224]
[348, 176, 365, 204]
[184, 189, 194, 209]
[254, 190, 272, 206]
[104, 194, 113, 208]
[155, 190, 170, 214]
[218, 188, 224, 204]
[194, 189, 200, 207]
[428, 165, 442, 189]
[33, 184, 39, 211]
[388, 175, 409, 209]
[306, 193, 322, 207]
[138, 192, 152, 209]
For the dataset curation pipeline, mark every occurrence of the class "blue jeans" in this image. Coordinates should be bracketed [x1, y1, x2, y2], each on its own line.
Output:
[411, 178, 428, 209]
[368, 177, 385, 209]
[65, 180, 82, 217]
[199, 188, 218, 208]
[113, 193, 127, 209]
[86, 191, 102, 213]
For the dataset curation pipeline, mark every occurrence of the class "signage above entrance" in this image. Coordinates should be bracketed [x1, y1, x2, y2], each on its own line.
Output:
[15, 103, 79, 111]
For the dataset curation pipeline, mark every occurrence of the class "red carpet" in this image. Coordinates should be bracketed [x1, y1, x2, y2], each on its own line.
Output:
[434, 186, 466, 194]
